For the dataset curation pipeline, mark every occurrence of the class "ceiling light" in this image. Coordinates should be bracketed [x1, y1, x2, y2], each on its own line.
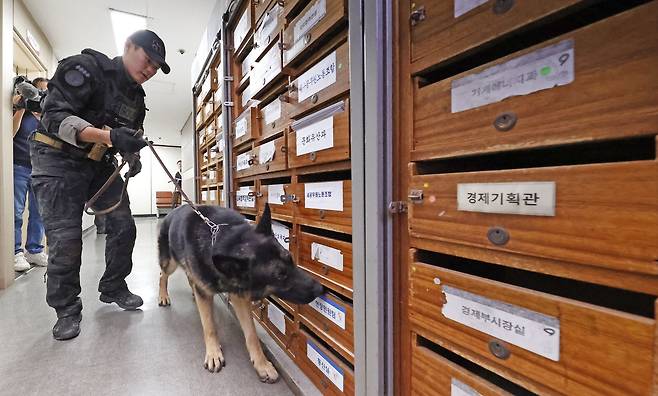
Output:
[109, 8, 147, 56]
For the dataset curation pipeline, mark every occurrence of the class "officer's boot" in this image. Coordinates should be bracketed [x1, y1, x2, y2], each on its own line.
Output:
[100, 288, 143, 310]
[52, 314, 82, 341]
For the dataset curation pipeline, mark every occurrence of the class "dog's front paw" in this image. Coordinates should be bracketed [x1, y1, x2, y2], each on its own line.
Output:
[204, 346, 225, 373]
[253, 359, 279, 383]
[158, 294, 171, 306]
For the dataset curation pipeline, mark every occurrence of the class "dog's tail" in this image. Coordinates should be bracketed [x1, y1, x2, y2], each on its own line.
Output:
[158, 216, 177, 275]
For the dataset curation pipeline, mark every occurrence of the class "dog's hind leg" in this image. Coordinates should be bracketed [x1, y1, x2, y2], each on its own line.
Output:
[230, 293, 279, 383]
[193, 284, 225, 372]
[158, 271, 171, 306]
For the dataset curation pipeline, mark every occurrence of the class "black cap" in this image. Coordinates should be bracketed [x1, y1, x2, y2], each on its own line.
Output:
[127, 29, 170, 74]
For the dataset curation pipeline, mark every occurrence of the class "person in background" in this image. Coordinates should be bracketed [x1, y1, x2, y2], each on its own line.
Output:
[11, 77, 49, 272]
[169, 159, 182, 208]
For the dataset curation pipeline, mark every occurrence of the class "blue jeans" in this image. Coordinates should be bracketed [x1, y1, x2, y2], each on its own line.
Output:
[14, 164, 44, 254]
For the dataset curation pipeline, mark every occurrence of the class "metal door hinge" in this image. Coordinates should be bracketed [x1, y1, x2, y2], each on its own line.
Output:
[224, 76, 234, 82]
[408, 189, 424, 203]
[410, 6, 426, 26]
[388, 201, 408, 214]
[223, 101, 234, 107]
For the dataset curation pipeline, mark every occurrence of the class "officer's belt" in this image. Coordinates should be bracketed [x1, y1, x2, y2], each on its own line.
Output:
[32, 132, 107, 161]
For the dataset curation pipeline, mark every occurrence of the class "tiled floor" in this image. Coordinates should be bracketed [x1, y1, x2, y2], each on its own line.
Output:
[0, 217, 293, 396]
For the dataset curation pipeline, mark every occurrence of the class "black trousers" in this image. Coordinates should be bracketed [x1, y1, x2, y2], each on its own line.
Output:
[30, 141, 136, 319]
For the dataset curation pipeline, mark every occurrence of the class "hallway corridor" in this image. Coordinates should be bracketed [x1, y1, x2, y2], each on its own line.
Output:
[0, 218, 294, 396]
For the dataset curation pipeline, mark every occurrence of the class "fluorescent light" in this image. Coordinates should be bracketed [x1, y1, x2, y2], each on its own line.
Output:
[110, 9, 146, 56]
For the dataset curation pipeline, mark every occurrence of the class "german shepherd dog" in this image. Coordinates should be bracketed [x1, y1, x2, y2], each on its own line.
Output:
[157, 204, 323, 382]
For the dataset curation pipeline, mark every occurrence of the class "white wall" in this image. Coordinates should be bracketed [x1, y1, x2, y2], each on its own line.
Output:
[180, 112, 196, 203]
[13, 0, 56, 73]
[127, 146, 181, 215]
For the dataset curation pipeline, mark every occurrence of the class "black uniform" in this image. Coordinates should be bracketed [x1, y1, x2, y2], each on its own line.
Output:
[30, 48, 146, 320]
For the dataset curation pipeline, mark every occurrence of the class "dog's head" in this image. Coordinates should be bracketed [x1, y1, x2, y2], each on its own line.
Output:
[211, 204, 324, 304]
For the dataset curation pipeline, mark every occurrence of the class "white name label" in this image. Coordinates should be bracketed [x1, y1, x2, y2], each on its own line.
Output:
[451, 39, 575, 113]
[442, 285, 560, 361]
[235, 118, 248, 139]
[454, 0, 488, 18]
[457, 182, 556, 216]
[271, 221, 290, 250]
[263, 100, 282, 125]
[267, 302, 286, 335]
[311, 242, 344, 271]
[307, 341, 344, 392]
[220, 189, 226, 204]
[201, 191, 208, 201]
[236, 152, 252, 171]
[294, 0, 326, 43]
[297, 51, 337, 102]
[296, 116, 334, 156]
[451, 378, 481, 396]
[258, 141, 277, 164]
[304, 181, 343, 211]
[236, 187, 255, 208]
[209, 190, 217, 201]
[310, 295, 346, 329]
[268, 184, 285, 206]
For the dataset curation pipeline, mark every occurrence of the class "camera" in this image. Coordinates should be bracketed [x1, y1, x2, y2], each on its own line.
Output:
[13, 75, 47, 113]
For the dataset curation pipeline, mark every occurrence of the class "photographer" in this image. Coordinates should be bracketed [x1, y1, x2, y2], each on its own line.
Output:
[11, 77, 48, 272]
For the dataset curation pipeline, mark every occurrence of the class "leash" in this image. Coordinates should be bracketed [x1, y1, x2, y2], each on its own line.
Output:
[84, 129, 226, 244]
[144, 140, 226, 245]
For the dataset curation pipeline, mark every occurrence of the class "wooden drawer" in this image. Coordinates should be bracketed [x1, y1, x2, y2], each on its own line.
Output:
[252, 36, 285, 99]
[409, 0, 583, 73]
[258, 183, 295, 221]
[233, 106, 260, 147]
[254, 0, 273, 25]
[282, 0, 347, 67]
[255, 134, 288, 174]
[413, 2, 658, 161]
[239, 48, 257, 86]
[299, 291, 354, 363]
[235, 185, 257, 213]
[411, 337, 512, 396]
[251, 299, 263, 321]
[294, 329, 355, 396]
[253, 1, 284, 61]
[287, 40, 350, 119]
[281, 0, 309, 20]
[219, 188, 226, 207]
[262, 298, 295, 350]
[270, 220, 296, 257]
[235, 148, 257, 178]
[235, 135, 287, 178]
[298, 231, 353, 299]
[408, 259, 657, 395]
[232, 1, 254, 56]
[289, 99, 350, 168]
[408, 160, 658, 288]
[294, 179, 352, 234]
[259, 95, 292, 141]
[270, 295, 296, 315]
[208, 188, 218, 204]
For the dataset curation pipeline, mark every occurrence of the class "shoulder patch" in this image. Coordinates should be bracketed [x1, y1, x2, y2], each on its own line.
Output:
[64, 69, 86, 87]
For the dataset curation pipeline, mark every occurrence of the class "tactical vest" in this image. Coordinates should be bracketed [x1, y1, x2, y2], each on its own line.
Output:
[81, 49, 146, 130]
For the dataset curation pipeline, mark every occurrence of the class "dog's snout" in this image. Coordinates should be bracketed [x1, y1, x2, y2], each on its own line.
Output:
[312, 282, 324, 299]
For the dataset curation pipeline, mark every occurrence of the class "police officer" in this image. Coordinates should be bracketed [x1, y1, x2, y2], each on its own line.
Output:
[30, 30, 170, 340]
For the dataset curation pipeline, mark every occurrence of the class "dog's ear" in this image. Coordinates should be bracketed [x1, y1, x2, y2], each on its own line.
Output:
[255, 204, 272, 236]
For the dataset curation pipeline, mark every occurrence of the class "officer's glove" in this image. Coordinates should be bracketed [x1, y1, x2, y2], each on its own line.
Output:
[110, 127, 147, 153]
[125, 158, 142, 178]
